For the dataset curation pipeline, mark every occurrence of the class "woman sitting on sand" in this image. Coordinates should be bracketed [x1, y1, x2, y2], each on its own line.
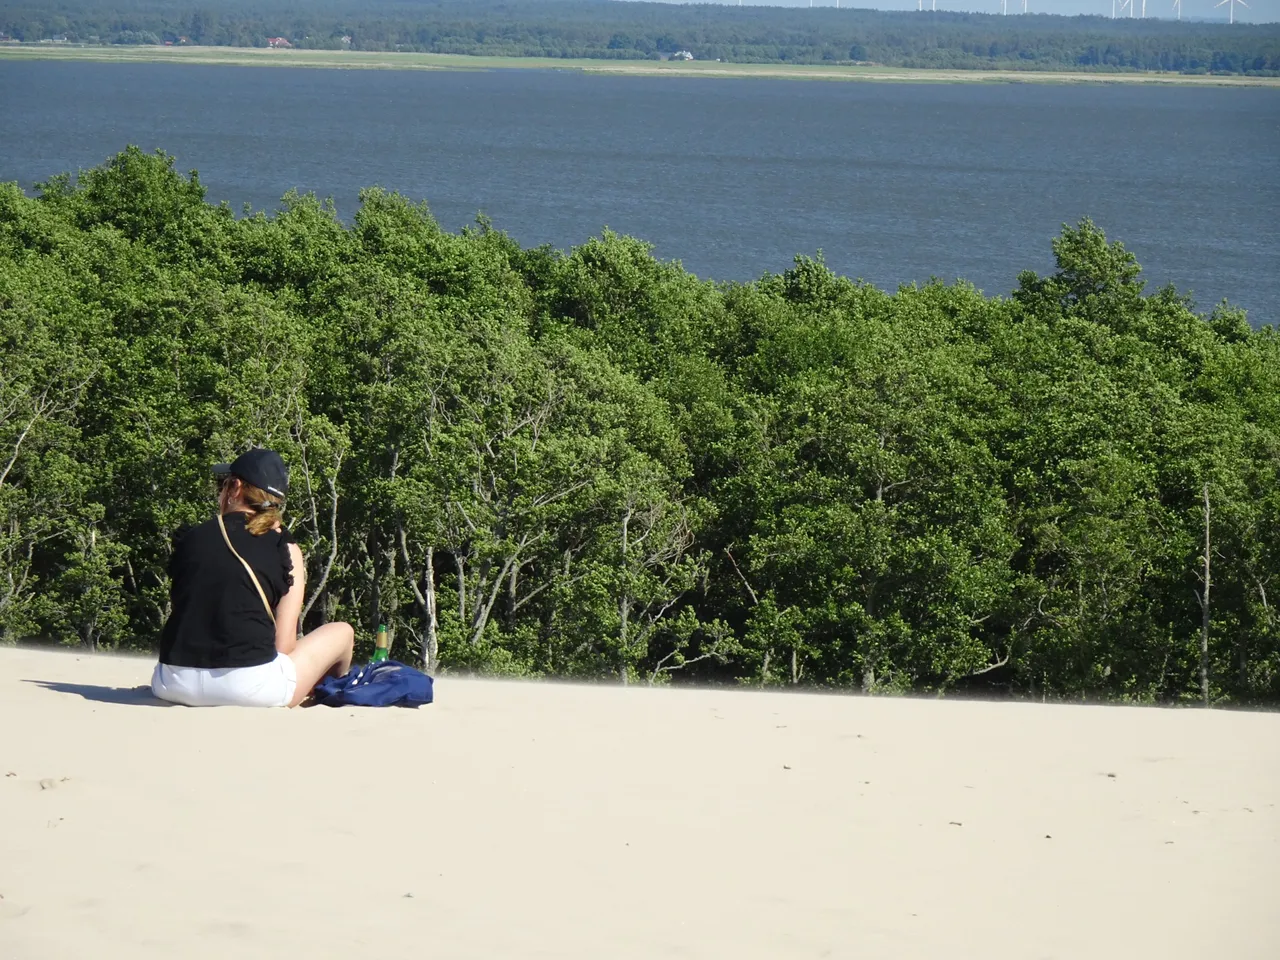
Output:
[151, 448, 354, 707]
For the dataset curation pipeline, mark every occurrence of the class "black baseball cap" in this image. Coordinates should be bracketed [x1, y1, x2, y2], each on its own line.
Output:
[212, 448, 289, 501]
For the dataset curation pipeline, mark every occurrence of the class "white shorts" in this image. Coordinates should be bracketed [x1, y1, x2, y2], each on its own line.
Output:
[151, 652, 298, 707]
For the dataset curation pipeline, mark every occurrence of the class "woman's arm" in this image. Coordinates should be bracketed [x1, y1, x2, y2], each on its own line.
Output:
[274, 541, 307, 655]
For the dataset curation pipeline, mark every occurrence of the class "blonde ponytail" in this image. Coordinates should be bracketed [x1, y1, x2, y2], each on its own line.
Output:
[246, 502, 284, 536]
[221, 477, 284, 535]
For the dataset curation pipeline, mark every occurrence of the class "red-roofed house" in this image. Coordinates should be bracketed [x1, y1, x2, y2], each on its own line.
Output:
[267, 37, 292, 49]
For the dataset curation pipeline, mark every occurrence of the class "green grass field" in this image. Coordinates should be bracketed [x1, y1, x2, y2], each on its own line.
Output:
[2, 44, 1277, 86]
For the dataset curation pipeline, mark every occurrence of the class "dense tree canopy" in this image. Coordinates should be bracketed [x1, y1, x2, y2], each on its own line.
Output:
[2, 0, 1278, 74]
[1, 148, 1277, 703]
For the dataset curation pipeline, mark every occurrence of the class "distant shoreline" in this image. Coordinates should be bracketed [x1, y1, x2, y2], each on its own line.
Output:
[2, 44, 1278, 86]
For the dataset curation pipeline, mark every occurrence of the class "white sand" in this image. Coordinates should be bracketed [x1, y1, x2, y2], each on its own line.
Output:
[0, 647, 1276, 959]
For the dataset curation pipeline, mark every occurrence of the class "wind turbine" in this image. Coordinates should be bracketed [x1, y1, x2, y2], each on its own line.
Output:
[1172, 0, 1180, 18]
[1215, 0, 1248, 22]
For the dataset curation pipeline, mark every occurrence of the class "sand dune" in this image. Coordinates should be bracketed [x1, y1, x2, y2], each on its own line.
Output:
[1, 647, 1276, 959]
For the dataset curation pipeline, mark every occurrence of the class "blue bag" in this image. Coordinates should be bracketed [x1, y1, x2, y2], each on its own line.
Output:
[312, 659, 434, 708]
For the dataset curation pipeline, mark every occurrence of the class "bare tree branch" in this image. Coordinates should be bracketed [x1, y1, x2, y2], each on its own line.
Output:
[724, 547, 759, 606]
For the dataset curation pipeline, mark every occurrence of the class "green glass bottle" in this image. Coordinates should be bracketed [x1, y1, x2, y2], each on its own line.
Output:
[372, 623, 390, 663]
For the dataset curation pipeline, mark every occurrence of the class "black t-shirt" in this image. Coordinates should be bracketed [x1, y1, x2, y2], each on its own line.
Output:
[159, 513, 296, 669]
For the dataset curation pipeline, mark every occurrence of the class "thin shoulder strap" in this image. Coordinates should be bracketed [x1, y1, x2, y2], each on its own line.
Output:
[218, 513, 276, 625]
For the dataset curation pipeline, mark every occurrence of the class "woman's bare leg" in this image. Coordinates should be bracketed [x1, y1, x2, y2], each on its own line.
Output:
[287, 622, 355, 707]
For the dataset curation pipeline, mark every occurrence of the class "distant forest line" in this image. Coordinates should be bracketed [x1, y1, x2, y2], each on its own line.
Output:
[2, 0, 1278, 75]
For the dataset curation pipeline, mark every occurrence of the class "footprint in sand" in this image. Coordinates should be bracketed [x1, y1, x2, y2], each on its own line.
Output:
[0, 898, 31, 920]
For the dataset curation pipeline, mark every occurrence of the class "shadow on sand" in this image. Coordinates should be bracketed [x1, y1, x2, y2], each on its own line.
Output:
[23, 679, 172, 706]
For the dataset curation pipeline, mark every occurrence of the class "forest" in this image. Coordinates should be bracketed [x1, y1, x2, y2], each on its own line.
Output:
[1, 148, 1278, 703]
[2, 0, 1279, 74]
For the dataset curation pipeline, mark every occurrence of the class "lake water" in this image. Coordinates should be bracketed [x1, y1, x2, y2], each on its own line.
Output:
[2, 61, 1277, 324]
